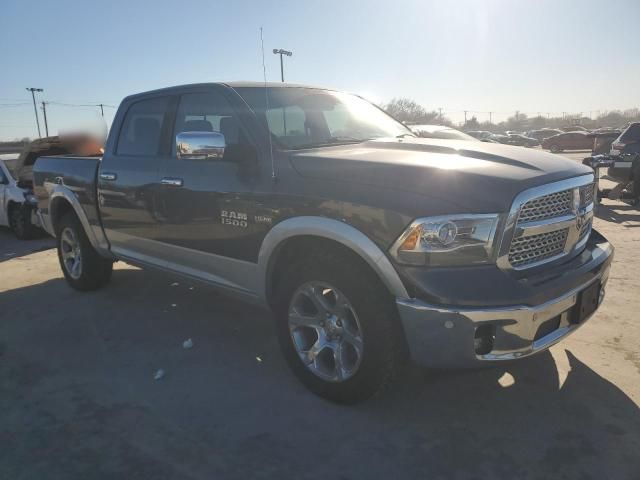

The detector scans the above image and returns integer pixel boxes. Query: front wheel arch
[258,216,410,306]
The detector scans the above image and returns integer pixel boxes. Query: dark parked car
[33,82,613,404]
[542,131,594,153]
[610,122,640,155]
[587,130,621,155]
[560,125,588,132]
[495,133,540,147]
[466,130,493,140]
[527,129,563,142]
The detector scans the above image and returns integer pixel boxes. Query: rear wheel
[274,249,405,404]
[9,203,38,240]
[56,212,113,291]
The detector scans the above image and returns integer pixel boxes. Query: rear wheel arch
[50,197,75,233]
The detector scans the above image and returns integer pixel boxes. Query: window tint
[0,166,7,184]
[174,92,245,147]
[266,106,306,139]
[117,96,169,156]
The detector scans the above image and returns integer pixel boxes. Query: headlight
[390,214,501,266]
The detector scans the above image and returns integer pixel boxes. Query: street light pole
[26,87,43,138]
[272,48,293,82]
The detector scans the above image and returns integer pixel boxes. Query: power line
[48,101,117,108]
[0,103,31,107]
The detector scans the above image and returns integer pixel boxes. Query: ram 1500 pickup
[33,82,614,403]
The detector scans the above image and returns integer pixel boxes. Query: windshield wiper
[396,133,417,138]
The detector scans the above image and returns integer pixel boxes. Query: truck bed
[33,155,103,236]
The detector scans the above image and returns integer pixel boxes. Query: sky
[1,0,639,140]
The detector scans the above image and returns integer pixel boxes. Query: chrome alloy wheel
[60,227,82,279]
[288,282,364,382]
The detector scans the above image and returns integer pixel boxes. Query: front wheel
[56,212,113,291]
[550,144,562,153]
[274,250,405,404]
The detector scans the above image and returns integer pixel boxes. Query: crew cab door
[97,95,174,265]
[154,88,264,293]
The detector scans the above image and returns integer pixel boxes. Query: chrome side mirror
[176,131,226,160]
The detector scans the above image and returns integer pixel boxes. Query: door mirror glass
[176,131,226,160]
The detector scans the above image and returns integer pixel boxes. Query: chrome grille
[578,217,592,243]
[518,189,573,223]
[579,183,595,206]
[502,178,596,270]
[508,228,569,267]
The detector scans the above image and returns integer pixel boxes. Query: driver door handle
[100,172,117,181]
[161,177,184,187]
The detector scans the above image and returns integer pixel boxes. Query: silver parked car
[0,154,41,239]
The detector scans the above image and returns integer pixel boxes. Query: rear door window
[117,96,169,156]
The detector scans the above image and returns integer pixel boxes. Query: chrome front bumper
[396,241,613,368]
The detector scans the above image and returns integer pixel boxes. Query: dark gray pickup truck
[33,82,613,403]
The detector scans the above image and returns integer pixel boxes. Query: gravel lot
[1,151,639,479]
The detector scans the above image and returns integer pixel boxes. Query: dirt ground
[1,152,639,479]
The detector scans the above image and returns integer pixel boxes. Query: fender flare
[45,184,111,256]
[257,216,409,302]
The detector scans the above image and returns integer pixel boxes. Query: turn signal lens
[399,226,421,251]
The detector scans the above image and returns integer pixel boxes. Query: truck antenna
[261,27,277,181]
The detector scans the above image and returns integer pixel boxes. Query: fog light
[474,324,495,355]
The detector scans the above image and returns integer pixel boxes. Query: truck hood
[289,138,592,212]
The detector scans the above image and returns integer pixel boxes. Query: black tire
[55,212,113,291]
[9,203,38,240]
[274,249,405,404]
[550,145,562,153]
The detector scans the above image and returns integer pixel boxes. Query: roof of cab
[123,81,329,103]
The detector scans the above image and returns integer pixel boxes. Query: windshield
[234,87,413,149]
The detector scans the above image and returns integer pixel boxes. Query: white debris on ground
[182,338,193,349]
[170,282,179,287]
[154,369,165,380]
[256,356,262,363]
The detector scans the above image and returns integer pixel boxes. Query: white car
[0,154,42,239]
[410,125,480,141]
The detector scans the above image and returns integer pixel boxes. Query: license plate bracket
[572,281,601,324]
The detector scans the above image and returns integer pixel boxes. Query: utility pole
[489,112,492,124]
[438,107,442,123]
[98,103,104,117]
[272,48,293,82]
[41,101,49,137]
[26,87,43,138]
[464,110,468,124]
